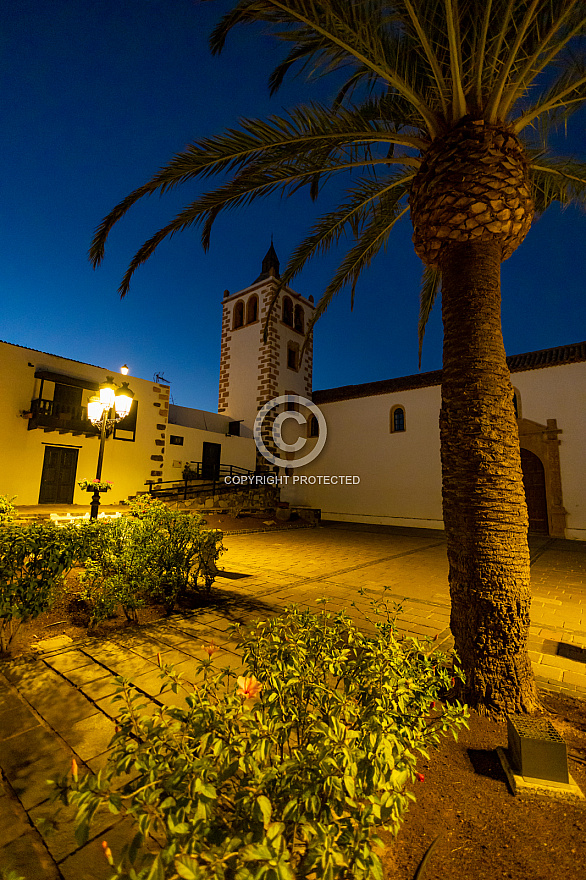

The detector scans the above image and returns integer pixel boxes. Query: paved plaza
[1,522,585,878]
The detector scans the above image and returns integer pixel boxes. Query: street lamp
[87,377,135,519]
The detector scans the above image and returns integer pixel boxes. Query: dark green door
[201,442,221,480]
[39,446,79,503]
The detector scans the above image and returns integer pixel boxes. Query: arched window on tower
[294,304,304,333]
[246,295,258,324]
[283,296,293,327]
[390,405,406,433]
[233,301,244,329]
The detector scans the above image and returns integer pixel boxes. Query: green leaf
[175,854,202,880]
[146,853,165,880]
[343,775,355,798]
[257,795,272,826]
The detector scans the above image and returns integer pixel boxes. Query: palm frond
[498,0,586,120]
[261,168,412,340]
[418,265,441,366]
[209,0,442,134]
[89,101,423,267]
[485,0,542,123]
[300,198,410,358]
[529,154,586,213]
[514,60,586,133]
[198,153,418,249]
[445,0,467,120]
[115,200,206,298]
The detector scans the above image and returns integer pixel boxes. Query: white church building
[1,244,584,541]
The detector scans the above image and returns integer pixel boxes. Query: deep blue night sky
[3,0,585,412]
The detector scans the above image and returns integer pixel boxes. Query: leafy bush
[76,501,224,624]
[0,523,77,652]
[50,591,469,879]
[0,494,16,524]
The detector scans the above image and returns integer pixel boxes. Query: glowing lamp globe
[87,396,104,425]
[114,382,134,418]
[99,378,117,409]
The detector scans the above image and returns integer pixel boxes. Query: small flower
[202,641,220,658]
[101,840,113,864]
[71,758,78,781]
[237,676,263,700]
[416,772,425,783]
[157,652,162,667]
[430,701,436,709]
[451,676,455,687]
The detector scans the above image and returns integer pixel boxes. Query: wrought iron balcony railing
[27,398,99,436]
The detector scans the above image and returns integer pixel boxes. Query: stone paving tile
[45,649,96,674]
[0,696,41,740]
[0,823,61,879]
[58,816,149,880]
[79,675,121,701]
[0,788,31,848]
[29,798,120,863]
[64,713,117,762]
[145,625,201,647]
[6,749,72,811]
[94,690,156,722]
[59,661,113,687]
[39,688,100,733]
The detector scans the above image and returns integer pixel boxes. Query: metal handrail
[145,463,256,500]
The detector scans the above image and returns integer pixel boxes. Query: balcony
[27,398,99,437]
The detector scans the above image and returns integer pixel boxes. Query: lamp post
[87,377,134,520]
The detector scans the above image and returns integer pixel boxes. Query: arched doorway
[520,448,548,535]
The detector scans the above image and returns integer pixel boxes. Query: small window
[246,295,258,324]
[285,399,297,412]
[170,435,184,446]
[309,415,319,437]
[390,405,406,433]
[287,343,299,371]
[228,420,241,436]
[283,296,293,327]
[512,388,521,419]
[233,301,244,329]
[294,304,304,333]
[113,399,138,442]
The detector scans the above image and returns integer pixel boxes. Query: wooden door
[520,448,548,535]
[201,442,221,480]
[39,446,79,503]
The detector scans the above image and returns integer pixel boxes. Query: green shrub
[68,518,119,565]
[75,502,224,623]
[0,523,77,652]
[0,494,16,524]
[50,591,469,879]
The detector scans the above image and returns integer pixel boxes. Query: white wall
[163,426,256,482]
[282,385,444,529]
[281,361,586,539]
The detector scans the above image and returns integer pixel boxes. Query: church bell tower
[218,244,314,438]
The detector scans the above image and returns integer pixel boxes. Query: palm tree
[90,0,586,715]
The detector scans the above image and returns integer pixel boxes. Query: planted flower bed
[0,495,224,653]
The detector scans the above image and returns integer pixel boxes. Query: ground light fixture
[87,376,135,519]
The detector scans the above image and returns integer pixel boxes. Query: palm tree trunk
[439,239,539,715]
